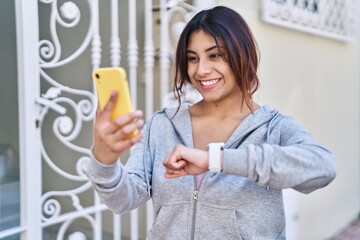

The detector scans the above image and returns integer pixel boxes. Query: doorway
[0,0,21,239]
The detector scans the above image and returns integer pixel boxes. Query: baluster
[128,0,139,239]
[113,213,121,240]
[110,1,121,237]
[128,0,139,110]
[110,0,121,67]
[91,0,101,70]
[90,1,102,240]
[144,0,155,233]
[159,0,170,108]
[144,0,155,119]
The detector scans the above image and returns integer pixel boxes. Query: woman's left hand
[163,145,208,178]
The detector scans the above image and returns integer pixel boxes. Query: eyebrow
[186,45,220,54]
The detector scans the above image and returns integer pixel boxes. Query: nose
[196,59,211,76]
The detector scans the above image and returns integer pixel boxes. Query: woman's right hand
[92,91,144,165]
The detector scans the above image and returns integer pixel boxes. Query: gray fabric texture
[86,104,336,240]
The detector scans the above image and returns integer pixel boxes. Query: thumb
[98,90,118,122]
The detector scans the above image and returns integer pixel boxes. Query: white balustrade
[262,0,357,42]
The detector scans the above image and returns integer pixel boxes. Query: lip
[197,78,221,90]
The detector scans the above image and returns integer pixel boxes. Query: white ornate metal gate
[0,0,202,239]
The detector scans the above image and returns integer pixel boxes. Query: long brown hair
[173,6,260,109]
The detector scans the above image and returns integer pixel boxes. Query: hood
[164,104,278,149]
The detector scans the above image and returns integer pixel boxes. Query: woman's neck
[190,97,259,120]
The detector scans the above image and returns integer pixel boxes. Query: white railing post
[144,0,155,119]
[110,1,122,239]
[91,0,102,70]
[110,0,121,67]
[90,1,102,239]
[15,0,42,239]
[128,0,139,110]
[159,0,170,108]
[144,0,155,233]
[128,1,139,239]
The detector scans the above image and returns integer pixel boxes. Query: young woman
[87,6,336,239]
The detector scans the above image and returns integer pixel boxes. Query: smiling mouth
[199,78,221,86]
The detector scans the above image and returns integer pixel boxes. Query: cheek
[187,66,195,79]
[188,77,196,86]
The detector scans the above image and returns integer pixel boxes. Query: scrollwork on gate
[37,0,97,238]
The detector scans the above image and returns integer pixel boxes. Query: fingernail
[132,110,143,117]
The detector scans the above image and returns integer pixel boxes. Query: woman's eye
[187,56,198,62]
[209,53,221,60]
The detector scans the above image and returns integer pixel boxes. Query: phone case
[93,67,138,138]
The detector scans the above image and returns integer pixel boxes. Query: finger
[113,110,143,127]
[163,145,186,170]
[163,157,187,172]
[129,130,145,144]
[164,169,187,179]
[108,110,143,133]
[94,111,143,145]
[98,108,141,131]
[171,159,187,170]
[104,110,143,136]
[164,172,179,179]
[110,130,144,153]
[112,119,144,141]
[96,103,101,119]
[98,91,118,122]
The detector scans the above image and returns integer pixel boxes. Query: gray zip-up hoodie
[86,105,336,240]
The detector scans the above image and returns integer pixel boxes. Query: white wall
[217,0,360,239]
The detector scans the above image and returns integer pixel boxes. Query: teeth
[200,78,220,86]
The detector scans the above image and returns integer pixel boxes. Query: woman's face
[186,30,241,104]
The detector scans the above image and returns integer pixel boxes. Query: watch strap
[208,142,224,172]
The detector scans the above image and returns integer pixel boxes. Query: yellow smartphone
[93,67,138,138]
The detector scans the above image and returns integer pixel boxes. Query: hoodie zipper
[191,189,199,240]
[165,108,277,238]
[168,112,201,239]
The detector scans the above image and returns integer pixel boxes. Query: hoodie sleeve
[222,116,336,194]
[85,123,152,214]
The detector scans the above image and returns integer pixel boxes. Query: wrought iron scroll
[36,0,202,239]
[37,0,99,239]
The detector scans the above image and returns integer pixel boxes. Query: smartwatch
[208,142,224,172]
